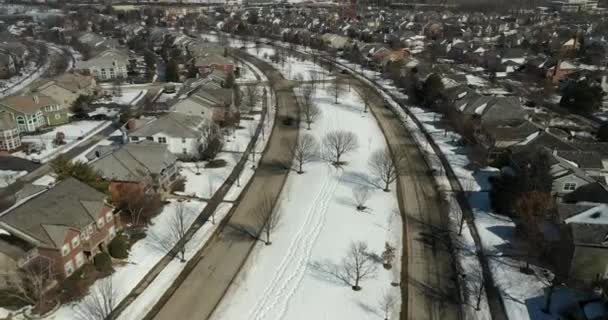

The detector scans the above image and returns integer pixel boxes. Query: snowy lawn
[40,200,206,320]
[96,88,147,106]
[115,203,234,320]
[0,170,27,187]
[13,121,111,163]
[212,75,402,320]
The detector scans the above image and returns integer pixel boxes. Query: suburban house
[0,178,120,280]
[0,112,21,152]
[31,73,98,109]
[89,142,179,201]
[553,203,608,283]
[75,49,129,81]
[0,94,68,132]
[0,52,15,79]
[171,81,235,125]
[125,112,207,157]
[191,53,234,76]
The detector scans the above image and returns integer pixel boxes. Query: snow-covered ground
[0,170,27,187]
[212,56,402,320]
[96,88,147,106]
[13,121,111,163]
[45,200,206,320]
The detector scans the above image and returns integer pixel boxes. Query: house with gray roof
[126,112,206,157]
[551,204,608,283]
[0,178,119,280]
[89,142,179,199]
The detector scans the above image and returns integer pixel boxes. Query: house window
[158,137,167,143]
[75,252,85,268]
[97,217,105,228]
[61,244,70,257]
[146,137,153,141]
[64,260,74,276]
[182,148,187,154]
[16,116,24,124]
[563,183,577,191]
[109,226,116,238]
[182,138,186,143]
[131,136,139,142]
[105,212,113,223]
[71,236,80,249]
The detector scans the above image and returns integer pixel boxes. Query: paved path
[144,53,299,320]
[351,79,461,320]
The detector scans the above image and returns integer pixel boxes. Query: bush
[109,235,129,259]
[93,252,112,274]
[205,159,227,168]
[199,135,223,161]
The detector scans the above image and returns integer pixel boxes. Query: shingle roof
[0,94,58,114]
[91,142,177,182]
[130,112,204,139]
[0,112,16,131]
[0,178,108,248]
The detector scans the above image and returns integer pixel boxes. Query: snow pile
[0,170,27,187]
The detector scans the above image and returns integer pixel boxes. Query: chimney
[126,118,137,131]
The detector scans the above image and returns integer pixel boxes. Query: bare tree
[328,77,344,104]
[381,242,396,269]
[379,291,397,320]
[360,87,374,113]
[308,70,321,93]
[150,202,191,262]
[368,147,401,192]
[322,130,358,165]
[254,195,279,245]
[293,133,319,174]
[245,85,260,112]
[5,259,55,314]
[353,185,371,211]
[74,277,116,320]
[458,179,476,235]
[119,191,162,228]
[343,241,377,291]
[299,85,321,130]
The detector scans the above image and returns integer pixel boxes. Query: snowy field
[13,121,111,163]
[212,56,402,320]
[0,170,27,187]
[96,88,147,106]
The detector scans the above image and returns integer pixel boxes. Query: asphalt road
[353,79,461,320]
[146,54,300,320]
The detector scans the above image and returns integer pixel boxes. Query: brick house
[0,178,120,280]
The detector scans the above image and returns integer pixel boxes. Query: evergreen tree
[166,58,180,82]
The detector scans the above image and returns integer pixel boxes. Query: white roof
[565,205,608,225]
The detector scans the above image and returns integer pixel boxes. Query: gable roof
[91,142,177,182]
[130,112,204,139]
[0,94,58,114]
[0,178,109,249]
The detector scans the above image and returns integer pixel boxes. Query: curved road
[144,53,300,320]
